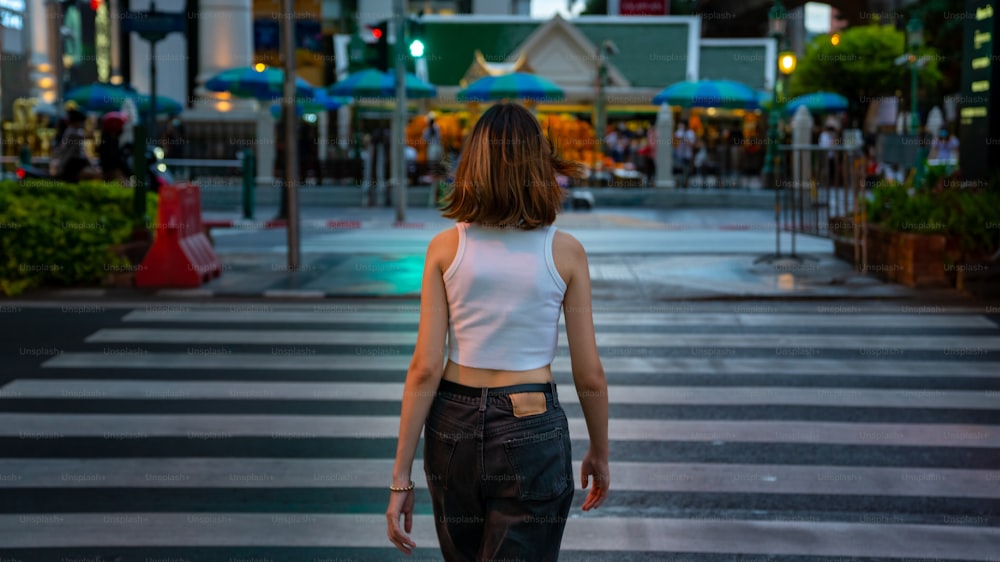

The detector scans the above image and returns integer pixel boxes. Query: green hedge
[866,175,1000,255]
[0,180,157,296]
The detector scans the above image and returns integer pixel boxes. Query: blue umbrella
[65,83,142,112]
[269,91,349,118]
[329,69,436,99]
[205,66,316,100]
[652,80,760,110]
[138,94,183,116]
[457,72,563,101]
[784,91,849,115]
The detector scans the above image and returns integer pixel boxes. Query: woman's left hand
[386,488,416,554]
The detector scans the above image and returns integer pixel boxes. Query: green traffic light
[409,39,425,58]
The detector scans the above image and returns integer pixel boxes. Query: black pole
[133,123,148,223]
[148,1,159,145]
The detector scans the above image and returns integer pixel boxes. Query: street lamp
[906,17,923,134]
[762,0,787,188]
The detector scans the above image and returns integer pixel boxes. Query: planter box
[892,231,948,288]
[828,218,949,288]
[829,216,861,264]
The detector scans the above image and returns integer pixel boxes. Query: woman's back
[437,223,582,388]
[387,103,609,560]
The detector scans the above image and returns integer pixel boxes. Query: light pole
[592,40,616,185]
[906,17,922,134]
[762,0,786,190]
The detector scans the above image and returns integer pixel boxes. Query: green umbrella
[329,69,436,99]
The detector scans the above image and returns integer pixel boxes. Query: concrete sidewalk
[174,208,927,300]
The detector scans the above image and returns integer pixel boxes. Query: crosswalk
[1,301,998,561]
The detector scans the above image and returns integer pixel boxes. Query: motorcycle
[16,144,173,192]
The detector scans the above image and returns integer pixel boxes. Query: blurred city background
[1,0,999,560]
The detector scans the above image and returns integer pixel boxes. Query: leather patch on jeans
[509,392,547,417]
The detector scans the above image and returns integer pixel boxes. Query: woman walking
[386,102,610,561]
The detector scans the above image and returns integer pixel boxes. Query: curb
[21,287,965,303]
[202,219,429,231]
[200,219,808,232]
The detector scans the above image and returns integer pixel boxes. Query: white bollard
[655,103,675,188]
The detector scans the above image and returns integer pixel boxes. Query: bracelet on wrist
[389,481,414,492]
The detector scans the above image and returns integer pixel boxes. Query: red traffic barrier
[136,183,221,288]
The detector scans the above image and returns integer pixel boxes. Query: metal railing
[163,158,244,184]
[775,143,869,268]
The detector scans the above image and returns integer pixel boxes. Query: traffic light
[367,20,389,71]
[407,14,425,59]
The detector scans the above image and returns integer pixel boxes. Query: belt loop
[479,387,488,412]
[549,381,559,409]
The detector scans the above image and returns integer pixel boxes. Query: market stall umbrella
[137,94,184,116]
[784,91,849,115]
[329,68,436,99]
[65,83,142,112]
[269,91,350,119]
[652,80,760,110]
[457,72,564,101]
[204,65,317,100]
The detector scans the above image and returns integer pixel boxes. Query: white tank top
[443,221,567,371]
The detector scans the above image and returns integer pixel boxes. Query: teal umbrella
[329,69,436,99]
[269,91,350,118]
[137,94,183,116]
[784,91,849,115]
[456,72,563,101]
[652,80,760,110]
[65,83,141,112]
[205,66,316,100]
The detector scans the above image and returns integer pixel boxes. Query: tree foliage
[902,0,965,95]
[787,24,943,123]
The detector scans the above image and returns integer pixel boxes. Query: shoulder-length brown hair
[439,102,585,230]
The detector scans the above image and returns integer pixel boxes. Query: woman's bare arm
[560,233,609,509]
[391,232,451,486]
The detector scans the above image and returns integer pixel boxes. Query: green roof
[423,20,760,92]
[699,45,768,91]
[575,23,690,88]
[424,22,540,86]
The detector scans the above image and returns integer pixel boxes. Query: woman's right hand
[579,446,609,511]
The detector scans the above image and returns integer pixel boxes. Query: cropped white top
[443,221,567,371]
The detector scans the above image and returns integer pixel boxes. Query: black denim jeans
[423,379,575,562]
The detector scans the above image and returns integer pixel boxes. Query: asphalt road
[0,298,998,561]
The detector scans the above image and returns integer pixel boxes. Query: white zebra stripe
[1,457,996,499]
[2,414,996,447]
[41,352,1000,378]
[82,328,1000,350]
[120,309,999,329]
[2,379,996,410]
[1,513,998,559]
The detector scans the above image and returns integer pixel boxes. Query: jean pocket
[504,427,571,501]
[423,425,459,491]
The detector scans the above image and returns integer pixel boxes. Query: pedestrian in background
[424,113,444,185]
[674,120,696,188]
[386,102,610,562]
